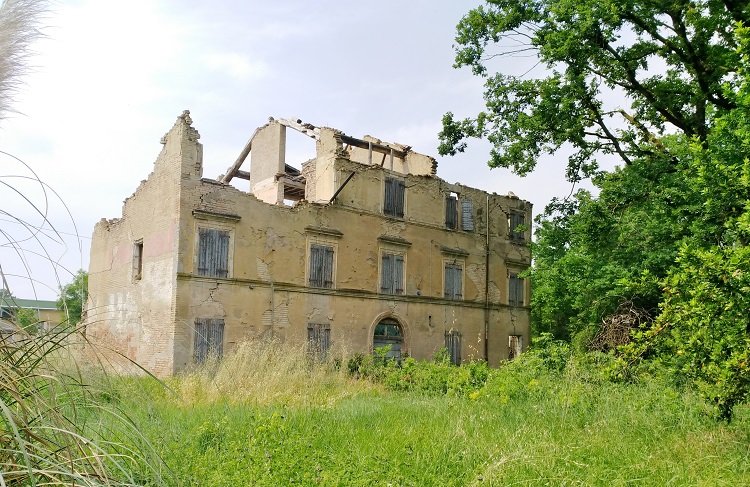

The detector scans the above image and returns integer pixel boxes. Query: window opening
[307,323,331,360]
[194,318,225,363]
[461,200,474,231]
[445,192,458,229]
[309,244,334,288]
[509,335,523,360]
[132,239,143,281]
[509,212,525,242]
[509,272,524,306]
[380,253,404,295]
[384,177,405,217]
[373,319,403,360]
[197,228,230,278]
[445,330,462,365]
[444,263,463,300]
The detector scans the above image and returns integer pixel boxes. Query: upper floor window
[197,228,230,278]
[380,252,405,295]
[509,211,525,242]
[132,239,143,281]
[461,200,474,231]
[444,263,463,300]
[309,244,334,288]
[509,272,525,306]
[445,193,458,229]
[384,177,405,218]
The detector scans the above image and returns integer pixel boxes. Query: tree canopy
[440,0,749,181]
[444,1,750,419]
[57,269,87,325]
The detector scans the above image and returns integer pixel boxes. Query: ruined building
[85,111,531,376]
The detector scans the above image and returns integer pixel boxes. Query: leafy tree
[56,269,87,325]
[443,1,750,418]
[439,0,748,181]
[13,306,38,333]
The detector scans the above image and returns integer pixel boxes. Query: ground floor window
[194,318,225,363]
[307,323,331,360]
[373,319,403,360]
[444,330,462,365]
[508,335,523,360]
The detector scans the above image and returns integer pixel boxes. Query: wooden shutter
[395,180,405,217]
[381,254,393,293]
[445,331,462,365]
[384,177,395,216]
[310,245,333,288]
[323,246,334,288]
[194,318,224,363]
[445,195,458,229]
[510,212,525,242]
[509,273,524,306]
[197,229,230,277]
[394,255,404,294]
[461,200,474,231]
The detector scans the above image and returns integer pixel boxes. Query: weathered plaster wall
[87,112,532,376]
[86,111,201,375]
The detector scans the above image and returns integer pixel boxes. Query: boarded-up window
[197,229,230,278]
[309,244,334,288]
[444,264,463,300]
[445,194,458,229]
[194,318,225,363]
[307,323,331,360]
[384,177,405,217]
[509,272,524,306]
[509,335,523,360]
[132,240,143,280]
[509,212,525,242]
[445,330,462,365]
[380,253,404,295]
[461,200,474,231]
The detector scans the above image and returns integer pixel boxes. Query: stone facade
[86,111,532,376]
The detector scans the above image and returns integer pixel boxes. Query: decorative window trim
[440,246,469,257]
[192,209,241,223]
[443,258,464,300]
[383,176,406,218]
[306,237,337,289]
[304,226,343,239]
[379,250,406,295]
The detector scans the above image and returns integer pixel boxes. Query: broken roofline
[219,117,421,184]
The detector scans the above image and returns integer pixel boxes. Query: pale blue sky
[2,1,581,299]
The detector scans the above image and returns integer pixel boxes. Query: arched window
[373,319,403,360]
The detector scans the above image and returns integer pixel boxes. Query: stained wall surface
[86,114,532,376]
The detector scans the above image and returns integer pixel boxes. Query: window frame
[379,251,405,295]
[443,260,464,300]
[509,334,523,360]
[193,318,225,363]
[132,239,143,281]
[307,323,331,360]
[195,225,233,278]
[508,271,525,306]
[509,211,526,243]
[383,176,406,218]
[307,239,337,289]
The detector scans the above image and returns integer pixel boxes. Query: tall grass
[0,327,168,485]
[105,339,749,486]
[176,338,380,407]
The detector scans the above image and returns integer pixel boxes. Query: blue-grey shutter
[384,178,394,215]
[194,318,208,363]
[446,195,458,229]
[445,331,462,365]
[461,200,474,231]
[510,212,525,241]
[323,247,334,288]
[454,266,462,299]
[394,255,404,294]
[381,254,393,293]
[216,232,229,278]
[509,273,524,306]
[309,245,323,287]
[209,319,224,358]
[395,180,405,217]
[197,230,210,275]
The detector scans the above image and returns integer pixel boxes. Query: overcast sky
[2,0,583,300]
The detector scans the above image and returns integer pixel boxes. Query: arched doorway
[373,318,404,360]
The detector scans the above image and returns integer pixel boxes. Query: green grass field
[101,341,750,486]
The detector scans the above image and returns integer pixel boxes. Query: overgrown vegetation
[442,0,750,419]
[99,339,749,485]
